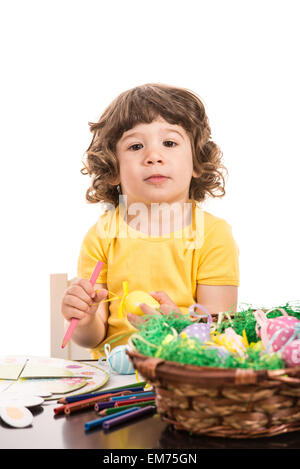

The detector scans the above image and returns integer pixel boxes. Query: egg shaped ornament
[124,290,160,316]
[282,339,300,367]
[98,344,135,374]
[254,309,300,352]
[266,316,299,352]
[181,303,213,343]
[205,345,231,362]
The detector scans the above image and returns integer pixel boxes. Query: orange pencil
[114,396,157,407]
[61,261,104,349]
[53,391,132,415]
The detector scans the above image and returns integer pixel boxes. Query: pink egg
[282,339,300,367]
[266,316,299,352]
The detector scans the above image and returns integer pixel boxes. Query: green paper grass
[217,301,300,344]
[132,308,291,370]
[132,312,192,357]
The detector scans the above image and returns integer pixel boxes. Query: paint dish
[0,405,33,428]
[0,392,44,408]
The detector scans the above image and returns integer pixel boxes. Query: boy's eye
[128,141,177,151]
[164,140,177,147]
[128,143,143,151]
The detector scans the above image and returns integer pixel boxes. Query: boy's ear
[192,168,201,178]
[110,178,121,187]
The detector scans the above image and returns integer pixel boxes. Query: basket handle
[133,356,165,380]
[267,369,300,385]
[234,368,257,385]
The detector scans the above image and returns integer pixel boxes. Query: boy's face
[115,117,198,207]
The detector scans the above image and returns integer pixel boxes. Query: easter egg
[98,344,135,374]
[265,316,299,352]
[214,328,247,357]
[282,339,300,367]
[181,323,211,343]
[124,290,160,316]
[206,345,230,360]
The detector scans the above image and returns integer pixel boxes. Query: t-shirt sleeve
[196,219,240,286]
[77,223,108,284]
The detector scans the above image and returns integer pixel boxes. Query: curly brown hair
[81,83,228,207]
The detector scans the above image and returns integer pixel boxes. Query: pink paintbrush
[61,261,104,349]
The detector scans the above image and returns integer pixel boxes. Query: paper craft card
[19,356,99,379]
[7,377,88,397]
[0,356,109,400]
[20,363,75,378]
[0,380,13,393]
[0,356,27,380]
[45,362,109,399]
[20,356,77,378]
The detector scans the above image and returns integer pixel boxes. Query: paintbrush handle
[61,261,104,349]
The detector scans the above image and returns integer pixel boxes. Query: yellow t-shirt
[77,200,240,358]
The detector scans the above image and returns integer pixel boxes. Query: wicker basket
[127,347,300,439]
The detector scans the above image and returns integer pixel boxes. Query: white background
[0,0,299,356]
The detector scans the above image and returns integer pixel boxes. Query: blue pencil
[110,392,155,401]
[84,406,140,431]
[60,386,145,404]
[102,406,156,430]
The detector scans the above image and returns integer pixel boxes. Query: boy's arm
[196,284,238,315]
[70,282,109,349]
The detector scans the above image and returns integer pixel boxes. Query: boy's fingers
[94,289,108,303]
[64,294,91,312]
[158,304,175,314]
[127,313,145,328]
[77,278,96,297]
[139,303,157,315]
[158,304,182,317]
[63,305,86,321]
[67,284,92,305]
[150,291,174,306]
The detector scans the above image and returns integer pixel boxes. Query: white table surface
[82,360,147,391]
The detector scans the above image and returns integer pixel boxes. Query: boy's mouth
[145,174,169,183]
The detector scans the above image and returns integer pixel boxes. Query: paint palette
[0,356,110,401]
[0,356,110,429]
[0,356,27,380]
[0,392,44,408]
[8,377,88,398]
[0,406,33,428]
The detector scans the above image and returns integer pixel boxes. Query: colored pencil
[63,391,133,415]
[102,405,156,430]
[114,396,156,407]
[57,386,145,404]
[61,260,104,349]
[110,391,155,401]
[53,390,132,415]
[94,395,155,412]
[98,400,156,416]
[84,407,140,432]
[94,401,116,412]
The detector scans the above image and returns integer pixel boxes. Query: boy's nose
[144,148,164,164]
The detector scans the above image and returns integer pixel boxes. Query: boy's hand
[127,291,182,329]
[61,278,108,327]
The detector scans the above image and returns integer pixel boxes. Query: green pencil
[57,381,149,404]
[105,381,148,392]
[98,400,156,416]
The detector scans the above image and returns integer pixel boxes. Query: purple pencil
[102,405,156,430]
[94,401,115,411]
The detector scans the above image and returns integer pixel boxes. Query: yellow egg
[124,290,160,316]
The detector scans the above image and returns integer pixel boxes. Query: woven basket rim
[127,345,300,385]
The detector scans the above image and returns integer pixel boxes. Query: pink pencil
[61,261,104,349]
